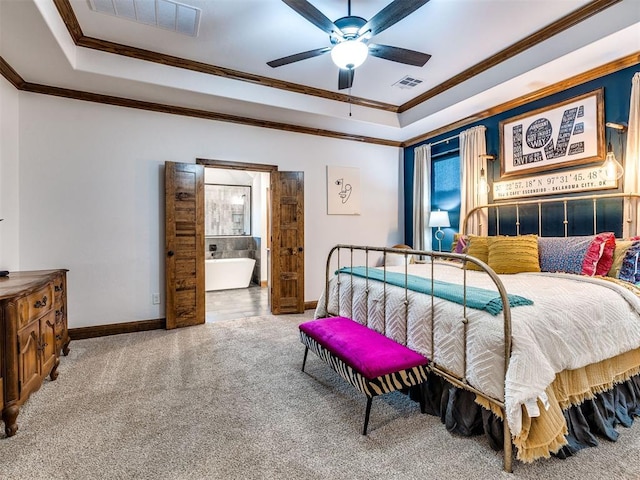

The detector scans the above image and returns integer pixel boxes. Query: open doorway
[202,165,271,322]
[165,159,304,329]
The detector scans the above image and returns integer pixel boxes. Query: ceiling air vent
[392,76,424,90]
[88,0,201,37]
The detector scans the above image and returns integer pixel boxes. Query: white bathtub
[205,258,256,291]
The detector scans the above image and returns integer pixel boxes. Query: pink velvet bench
[299,316,430,434]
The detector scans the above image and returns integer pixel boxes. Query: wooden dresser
[0,270,69,437]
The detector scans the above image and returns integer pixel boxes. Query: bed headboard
[462,192,640,238]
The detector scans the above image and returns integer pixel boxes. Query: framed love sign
[499,89,605,178]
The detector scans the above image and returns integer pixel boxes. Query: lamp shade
[428,210,450,228]
[330,40,368,70]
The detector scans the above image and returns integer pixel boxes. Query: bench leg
[419,383,426,414]
[362,397,373,435]
[302,346,309,372]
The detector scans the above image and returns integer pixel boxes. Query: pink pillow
[581,232,615,276]
[454,235,467,254]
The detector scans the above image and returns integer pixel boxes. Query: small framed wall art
[327,166,360,215]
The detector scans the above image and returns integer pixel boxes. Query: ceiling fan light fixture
[330,39,368,70]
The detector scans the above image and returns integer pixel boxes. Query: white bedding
[315,261,640,436]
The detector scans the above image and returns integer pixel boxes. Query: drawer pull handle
[56,334,62,340]
[34,296,48,308]
[54,284,63,292]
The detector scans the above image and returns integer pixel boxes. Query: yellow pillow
[608,240,635,278]
[487,235,541,274]
[465,235,489,271]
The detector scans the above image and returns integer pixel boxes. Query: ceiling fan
[267,0,432,90]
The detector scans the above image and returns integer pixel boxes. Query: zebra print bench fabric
[299,316,429,434]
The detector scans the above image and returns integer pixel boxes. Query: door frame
[196,158,279,308]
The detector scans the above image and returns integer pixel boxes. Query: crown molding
[0,57,25,89]
[401,51,640,147]
[398,0,622,113]
[0,59,401,147]
[52,0,623,117]
[51,0,398,113]
[2,51,637,149]
[3,48,637,150]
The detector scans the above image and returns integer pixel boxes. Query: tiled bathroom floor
[205,284,269,322]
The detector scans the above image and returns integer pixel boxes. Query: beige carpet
[1,311,639,479]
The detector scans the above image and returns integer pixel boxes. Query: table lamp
[428,210,450,252]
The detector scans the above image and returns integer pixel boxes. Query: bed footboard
[318,244,514,472]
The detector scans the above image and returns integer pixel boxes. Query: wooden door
[165,162,205,329]
[270,171,304,314]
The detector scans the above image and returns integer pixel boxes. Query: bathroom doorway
[165,160,304,328]
[202,164,270,320]
[196,159,305,317]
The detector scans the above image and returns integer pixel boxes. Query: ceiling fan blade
[368,44,431,67]
[282,0,343,38]
[267,47,331,68]
[358,0,430,39]
[338,68,354,90]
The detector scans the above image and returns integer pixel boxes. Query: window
[430,152,461,251]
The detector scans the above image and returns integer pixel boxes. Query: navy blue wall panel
[403,64,639,243]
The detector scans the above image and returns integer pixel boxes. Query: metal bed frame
[322,192,640,473]
[463,192,640,237]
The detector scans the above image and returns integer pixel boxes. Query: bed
[314,192,640,472]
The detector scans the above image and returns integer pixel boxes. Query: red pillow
[581,232,616,276]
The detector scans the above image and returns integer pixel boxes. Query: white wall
[0,76,20,271]
[16,92,403,328]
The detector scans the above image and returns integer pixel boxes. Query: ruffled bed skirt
[411,372,640,460]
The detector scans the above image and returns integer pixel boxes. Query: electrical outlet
[152,293,160,305]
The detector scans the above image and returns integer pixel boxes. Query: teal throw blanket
[337,266,533,316]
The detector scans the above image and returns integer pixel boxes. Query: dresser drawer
[53,275,65,304]
[17,283,54,329]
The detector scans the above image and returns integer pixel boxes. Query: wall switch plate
[152,293,161,305]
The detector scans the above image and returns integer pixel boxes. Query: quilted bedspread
[315,261,640,437]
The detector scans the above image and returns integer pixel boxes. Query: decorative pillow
[538,236,595,275]
[453,234,467,254]
[381,245,414,267]
[608,240,637,278]
[581,232,615,277]
[464,235,489,271]
[618,241,640,284]
[384,253,410,267]
[487,235,541,274]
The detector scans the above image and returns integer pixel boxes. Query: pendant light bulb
[602,142,624,181]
